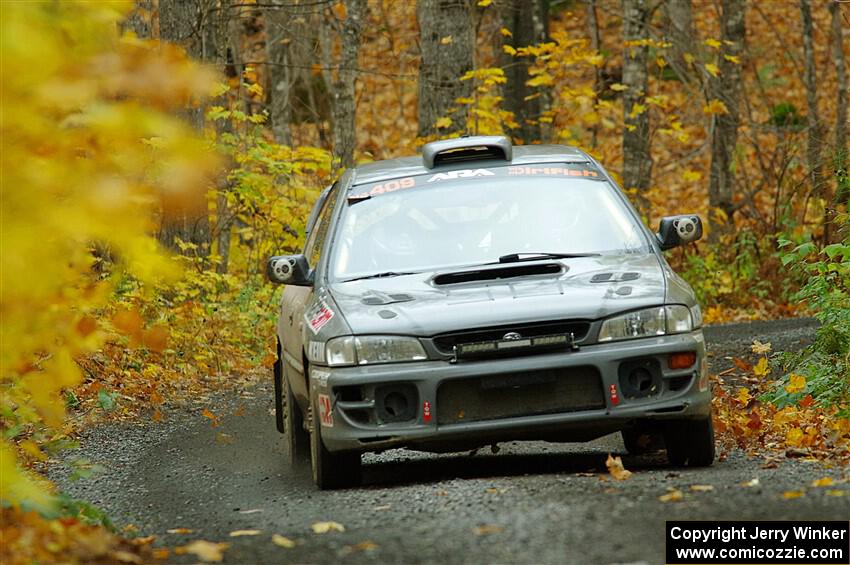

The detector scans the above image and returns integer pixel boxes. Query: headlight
[325,336,427,366]
[598,305,693,342]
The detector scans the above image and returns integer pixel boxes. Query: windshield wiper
[497,252,601,263]
[342,271,419,283]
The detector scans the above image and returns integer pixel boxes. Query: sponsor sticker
[307,301,334,334]
[307,341,325,363]
[423,400,432,423]
[310,367,330,387]
[318,393,333,427]
[609,383,620,406]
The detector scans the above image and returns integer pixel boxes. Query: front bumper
[310,330,710,453]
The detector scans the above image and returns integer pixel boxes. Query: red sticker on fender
[308,302,334,334]
[318,393,333,427]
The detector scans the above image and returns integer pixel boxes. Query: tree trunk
[800,0,822,200]
[331,0,367,169]
[832,1,848,176]
[587,0,602,148]
[123,0,153,38]
[266,2,295,145]
[621,0,653,213]
[417,0,475,137]
[707,0,745,241]
[663,0,693,82]
[158,0,211,253]
[501,0,548,144]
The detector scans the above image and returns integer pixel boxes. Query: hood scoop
[361,291,414,305]
[591,272,641,283]
[433,263,563,286]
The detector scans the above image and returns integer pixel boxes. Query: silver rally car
[268,136,713,489]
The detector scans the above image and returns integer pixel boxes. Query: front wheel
[664,417,715,467]
[309,394,362,489]
[282,369,310,465]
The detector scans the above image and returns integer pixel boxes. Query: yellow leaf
[434,117,453,129]
[751,340,772,355]
[785,374,806,394]
[786,427,804,447]
[272,534,296,548]
[229,530,261,537]
[440,35,453,45]
[684,53,695,64]
[702,99,729,115]
[736,387,751,405]
[705,63,720,77]
[825,490,846,497]
[502,45,517,56]
[656,56,667,68]
[605,454,632,481]
[782,490,804,499]
[311,521,345,534]
[609,83,628,92]
[689,484,715,492]
[477,0,492,6]
[331,2,347,20]
[246,83,264,97]
[683,170,702,182]
[628,103,647,118]
[811,477,834,488]
[704,38,722,49]
[659,489,684,502]
[753,357,770,377]
[472,524,504,536]
[723,54,741,64]
[499,27,513,38]
[167,528,195,534]
[177,540,229,562]
[740,478,760,487]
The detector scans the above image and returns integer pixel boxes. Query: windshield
[331,172,649,281]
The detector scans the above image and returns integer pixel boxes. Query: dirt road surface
[54,318,849,564]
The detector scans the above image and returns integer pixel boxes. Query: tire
[309,393,361,489]
[664,417,715,467]
[278,359,310,465]
[621,425,663,456]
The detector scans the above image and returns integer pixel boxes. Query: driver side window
[303,182,340,267]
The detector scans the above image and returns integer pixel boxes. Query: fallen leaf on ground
[311,521,345,534]
[167,528,195,534]
[215,432,234,445]
[732,357,751,372]
[751,340,771,355]
[472,524,504,536]
[689,484,714,492]
[229,530,261,537]
[238,509,263,514]
[485,487,507,494]
[176,540,229,562]
[271,534,296,548]
[782,490,805,499]
[740,478,760,487]
[202,409,220,428]
[346,540,378,552]
[373,504,391,511]
[825,490,846,497]
[811,477,834,487]
[605,454,632,481]
[659,489,684,502]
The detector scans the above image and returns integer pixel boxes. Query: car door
[280,182,340,404]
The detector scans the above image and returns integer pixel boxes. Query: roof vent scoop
[422,136,513,169]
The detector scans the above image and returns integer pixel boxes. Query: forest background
[1,0,848,561]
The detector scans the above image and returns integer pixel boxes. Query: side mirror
[267,255,313,286]
[657,215,703,250]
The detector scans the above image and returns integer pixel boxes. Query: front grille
[433,320,591,355]
[436,367,604,425]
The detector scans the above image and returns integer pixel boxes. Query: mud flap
[274,354,285,434]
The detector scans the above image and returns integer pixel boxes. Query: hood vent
[433,263,562,286]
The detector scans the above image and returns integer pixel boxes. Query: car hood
[328,254,666,336]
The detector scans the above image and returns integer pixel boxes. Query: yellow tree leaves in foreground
[0,1,217,510]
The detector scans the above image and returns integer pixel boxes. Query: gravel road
[53,317,849,565]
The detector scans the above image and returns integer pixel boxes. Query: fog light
[668,351,696,370]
